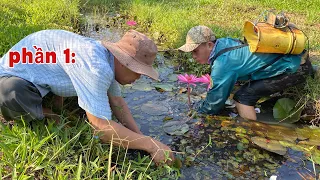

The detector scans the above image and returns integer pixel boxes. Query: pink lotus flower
[126,20,137,26]
[197,74,211,90]
[177,74,198,86]
[177,74,198,109]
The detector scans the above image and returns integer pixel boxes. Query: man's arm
[86,112,174,165]
[199,67,238,114]
[108,94,142,134]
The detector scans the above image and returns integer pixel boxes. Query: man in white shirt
[0,29,174,165]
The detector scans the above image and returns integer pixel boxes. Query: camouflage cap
[178,25,216,52]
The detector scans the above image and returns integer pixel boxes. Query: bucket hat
[103,30,159,80]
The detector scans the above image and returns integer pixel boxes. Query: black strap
[211,44,248,61]
[210,39,283,80]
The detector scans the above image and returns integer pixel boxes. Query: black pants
[233,59,313,106]
[0,76,44,121]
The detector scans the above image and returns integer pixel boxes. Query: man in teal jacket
[178,25,312,120]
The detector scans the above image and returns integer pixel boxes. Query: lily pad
[273,98,303,123]
[168,74,178,82]
[295,128,320,146]
[153,83,175,92]
[251,136,287,155]
[131,82,154,91]
[141,102,169,116]
[163,121,189,136]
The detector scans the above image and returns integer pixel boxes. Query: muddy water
[81,14,320,179]
[121,62,319,180]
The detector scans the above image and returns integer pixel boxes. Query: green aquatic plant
[273,98,305,123]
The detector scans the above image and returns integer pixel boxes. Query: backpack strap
[210,39,248,67]
[210,39,283,81]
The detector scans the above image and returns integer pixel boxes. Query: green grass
[0,0,80,56]
[119,0,320,53]
[0,117,180,179]
[118,0,320,52]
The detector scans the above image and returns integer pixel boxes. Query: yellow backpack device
[243,10,307,55]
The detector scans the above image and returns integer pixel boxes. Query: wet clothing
[199,37,311,114]
[0,30,121,121]
[233,61,311,106]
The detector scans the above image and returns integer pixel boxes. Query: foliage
[120,0,320,52]
[168,51,211,76]
[285,74,320,125]
[273,98,304,123]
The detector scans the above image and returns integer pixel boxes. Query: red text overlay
[9,46,76,68]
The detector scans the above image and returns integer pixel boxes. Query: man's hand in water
[148,139,175,166]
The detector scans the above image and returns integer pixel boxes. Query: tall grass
[119,0,320,52]
[0,118,179,179]
[0,0,80,56]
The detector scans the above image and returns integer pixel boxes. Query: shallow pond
[81,13,320,180]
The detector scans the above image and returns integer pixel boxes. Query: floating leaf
[241,138,249,144]
[172,157,182,169]
[311,149,320,165]
[237,142,244,151]
[153,83,175,92]
[168,74,178,82]
[163,121,189,136]
[163,116,173,122]
[132,82,154,91]
[178,88,187,94]
[234,127,247,134]
[273,98,303,123]
[180,139,188,145]
[141,102,169,116]
[251,136,287,155]
[185,146,194,154]
[221,121,234,127]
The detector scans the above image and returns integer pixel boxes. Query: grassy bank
[120,0,320,53]
[0,0,80,56]
[0,117,179,179]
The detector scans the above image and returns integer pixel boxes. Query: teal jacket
[198,37,303,114]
